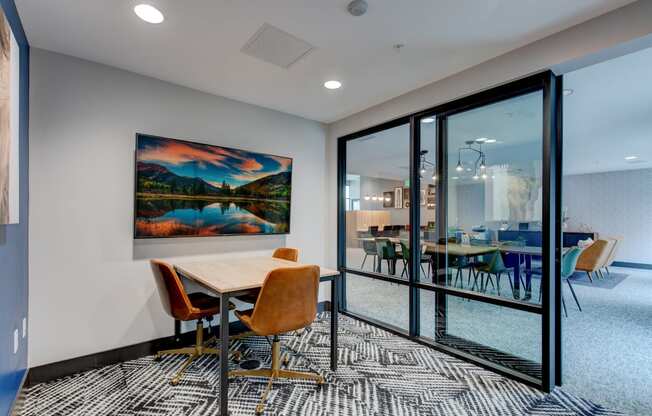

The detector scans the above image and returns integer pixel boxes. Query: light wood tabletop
[355,236,497,257]
[176,256,339,294]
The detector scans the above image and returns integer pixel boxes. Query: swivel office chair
[229,265,324,414]
[150,260,236,385]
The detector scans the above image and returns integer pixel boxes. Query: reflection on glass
[344,124,411,277]
[343,124,411,331]
[445,295,542,376]
[420,290,541,377]
[445,91,544,304]
[419,117,439,284]
[346,273,409,331]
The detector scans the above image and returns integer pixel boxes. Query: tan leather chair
[236,247,299,305]
[229,265,324,415]
[602,236,622,275]
[575,239,613,282]
[150,260,236,385]
[271,247,299,262]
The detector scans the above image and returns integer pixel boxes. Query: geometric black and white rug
[21,313,622,416]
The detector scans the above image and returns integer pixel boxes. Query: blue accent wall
[0,0,28,414]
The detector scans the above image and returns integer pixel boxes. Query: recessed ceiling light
[625,155,638,160]
[475,137,488,143]
[452,176,459,180]
[324,80,342,90]
[563,89,574,96]
[134,4,164,24]
[421,118,435,123]
[485,138,496,143]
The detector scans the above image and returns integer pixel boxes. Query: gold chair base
[155,321,244,385]
[228,336,323,415]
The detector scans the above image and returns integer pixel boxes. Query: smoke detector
[347,0,368,16]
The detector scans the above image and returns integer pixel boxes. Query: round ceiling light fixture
[134,4,164,24]
[347,0,368,16]
[324,80,342,90]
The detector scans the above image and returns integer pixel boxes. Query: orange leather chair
[236,247,299,305]
[229,265,324,415]
[575,239,613,282]
[602,236,622,275]
[150,260,235,385]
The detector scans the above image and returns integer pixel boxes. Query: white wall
[325,1,652,267]
[28,49,328,367]
[563,169,652,264]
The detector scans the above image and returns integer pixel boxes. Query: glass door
[418,90,546,382]
[338,72,561,390]
[340,121,412,332]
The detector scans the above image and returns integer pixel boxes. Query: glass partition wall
[343,123,411,331]
[338,72,561,390]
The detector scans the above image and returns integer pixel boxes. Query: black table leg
[220,293,230,415]
[513,258,521,299]
[524,255,532,300]
[330,277,338,371]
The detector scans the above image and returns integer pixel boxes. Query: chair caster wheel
[153,356,162,362]
[169,380,179,386]
[255,404,264,415]
[283,357,289,366]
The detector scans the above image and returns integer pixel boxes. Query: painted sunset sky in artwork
[135,135,292,238]
[137,135,292,188]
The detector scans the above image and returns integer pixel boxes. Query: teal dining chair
[561,246,583,317]
[536,246,583,317]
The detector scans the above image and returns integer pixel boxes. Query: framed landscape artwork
[0,7,19,225]
[134,134,292,238]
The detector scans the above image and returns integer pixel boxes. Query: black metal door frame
[337,71,562,391]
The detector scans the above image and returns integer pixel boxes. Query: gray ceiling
[16,0,634,123]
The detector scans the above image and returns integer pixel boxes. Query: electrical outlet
[22,317,27,338]
[13,329,19,354]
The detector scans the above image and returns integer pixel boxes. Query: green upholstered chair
[399,241,432,280]
[474,250,513,295]
[375,238,399,275]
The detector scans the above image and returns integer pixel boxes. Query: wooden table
[175,256,340,416]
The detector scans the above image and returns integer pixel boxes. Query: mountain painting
[134,134,292,238]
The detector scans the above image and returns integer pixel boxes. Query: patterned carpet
[21,313,622,416]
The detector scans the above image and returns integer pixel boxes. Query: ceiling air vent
[241,23,314,69]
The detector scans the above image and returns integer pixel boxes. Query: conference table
[357,237,545,299]
[175,256,340,416]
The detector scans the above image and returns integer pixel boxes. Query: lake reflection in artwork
[135,198,289,237]
[134,134,292,238]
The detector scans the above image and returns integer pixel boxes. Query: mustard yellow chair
[601,236,622,275]
[229,265,324,414]
[575,239,613,282]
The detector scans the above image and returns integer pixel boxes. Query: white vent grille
[241,23,314,69]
